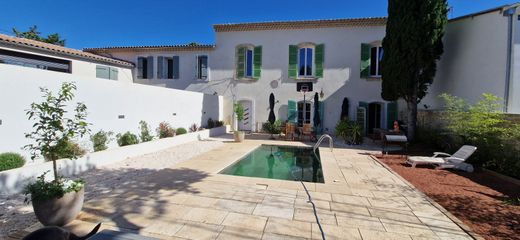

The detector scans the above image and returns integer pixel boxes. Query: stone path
[4,135,472,239]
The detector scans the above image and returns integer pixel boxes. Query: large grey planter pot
[234,131,245,142]
[32,187,84,226]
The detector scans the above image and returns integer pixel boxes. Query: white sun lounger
[406,145,477,172]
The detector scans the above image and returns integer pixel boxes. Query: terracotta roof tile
[213,17,387,32]
[84,44,215,53]
[0,33,133,67]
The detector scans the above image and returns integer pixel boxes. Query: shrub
[156,122,175,138]
[116,132,139,146]
[263,120,282,134]
[207,118,215,129]
[440,93,520,178]
[0,152,26,171]
[335,119,363,145]
[189,124,199,132]
[215,120,224,127]
[90,130,113,152]
[176,127,187,135]
[139,120,154,142]
[57,141,87,159]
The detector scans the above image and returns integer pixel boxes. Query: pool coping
[369,155,484,240]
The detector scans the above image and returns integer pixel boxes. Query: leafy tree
[381,0,448,140]
[12,25,66,46]
[24,82,90,180]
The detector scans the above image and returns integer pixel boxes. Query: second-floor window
[137,56,153,79]
[370,46,383,77]
[360,43,383,78]
[96,65,118,80]
[236,45,262,79]
[298,47,313,77]
[157,56,179,79]
[196,55,208,80]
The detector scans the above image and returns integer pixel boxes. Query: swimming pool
[219,145,324,183]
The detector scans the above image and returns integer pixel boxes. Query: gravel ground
[376,154,520,240]
[0,138,225,237]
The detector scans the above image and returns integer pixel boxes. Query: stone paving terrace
[17,135,472,239]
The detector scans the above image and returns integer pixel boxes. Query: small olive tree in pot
[23,82,90,226]
[234,103,245,142]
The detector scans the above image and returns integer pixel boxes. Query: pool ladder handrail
[314,134,333,153]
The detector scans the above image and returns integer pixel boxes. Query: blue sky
[0,0,517,49]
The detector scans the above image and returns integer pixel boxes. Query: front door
[368,102,382,134]
[297,101,311,127]
[238,100,253,131]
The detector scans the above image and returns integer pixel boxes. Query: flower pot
[32,187,84,226]
[234,131,245,142]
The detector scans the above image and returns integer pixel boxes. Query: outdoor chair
[301,123,315,141]
[285,123,295,140]
[406,145,477,172]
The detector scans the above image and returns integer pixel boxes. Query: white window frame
[297,43,315,78]
[369,46,383,77]
[196,54,209,81]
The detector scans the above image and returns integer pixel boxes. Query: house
[3,3,519,137]
[0,33,134,83]
[423,3,520,113]
[85,17,396,134]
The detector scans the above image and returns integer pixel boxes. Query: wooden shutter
[137,57,144,78]
[253,46,262,79]
[315,44,324,78]
[236,47,245,78]
[109,67,118,80]
[173,56,180,79]
[288,100,297,123]
[146,56,154,79]
[288,45,298,78]
[386,101,398,129]
[157,56,163,79]
[360,43,371,78]
[96,65,109,79]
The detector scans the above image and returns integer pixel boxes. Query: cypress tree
[381,0,448,140]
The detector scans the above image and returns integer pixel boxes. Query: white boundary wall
[0,126,228,194]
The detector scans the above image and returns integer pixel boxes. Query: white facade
[96,25,398,134]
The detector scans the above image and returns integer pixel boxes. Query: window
[137,56,154,79]
[236,45,262,79]
[96,65,118,80]
[298,47,313,77]
[0,49,71,73]
[369,46,383,77]
[297,101,312,127]
[157,56,179,79]
[196,55,208,80]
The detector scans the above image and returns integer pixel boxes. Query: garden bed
[375,154,520,240]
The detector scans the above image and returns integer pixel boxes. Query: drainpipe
[503,6,517,112]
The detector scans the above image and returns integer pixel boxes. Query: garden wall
[0,64,226,160]
[0,126,228,194]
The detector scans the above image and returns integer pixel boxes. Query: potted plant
[234,103,245,142]
[23,82,90,226]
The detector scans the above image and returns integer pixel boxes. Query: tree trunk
[52,159,58,180]
[406,99,418,142]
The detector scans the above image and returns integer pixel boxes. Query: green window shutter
[315,44,324,78]
[137,57,144,78]
[236,47,245,78]
[109,67,118,80]
[147,56,154,79]
[358,101,368,136]
[288,100,297,123]
[96,65,109,79]
[253,45,262,79]
[288,45,298,78]
[173,56,180,79]
[386,101,398,129]
[360,43,371,78]
[157,56,163,79]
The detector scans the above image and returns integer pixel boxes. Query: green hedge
[0,152,26,171]
[176,128,187,135]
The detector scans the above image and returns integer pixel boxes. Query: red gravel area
[376,154,520,240]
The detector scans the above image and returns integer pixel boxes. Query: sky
[0,0,518,49]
